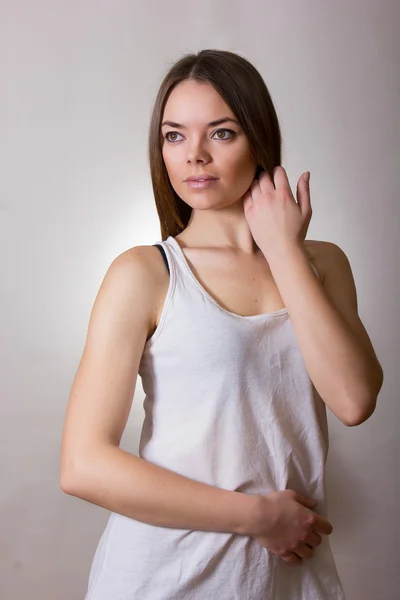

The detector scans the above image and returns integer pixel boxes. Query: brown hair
[148,49,282,240]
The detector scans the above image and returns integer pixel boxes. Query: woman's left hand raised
[243,166,312,259]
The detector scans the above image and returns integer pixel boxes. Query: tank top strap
[152,237,194,294]
[152,237,186,280]
[153,242,169,274]
[153,236,201,284]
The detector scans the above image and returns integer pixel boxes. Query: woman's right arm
[60,247,256,536]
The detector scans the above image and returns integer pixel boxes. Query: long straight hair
[148,49,282,240]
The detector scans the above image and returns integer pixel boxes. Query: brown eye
[214,128,236,140]
[165,132,183,142]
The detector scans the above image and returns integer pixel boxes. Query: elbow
[344,396,378,427]
[60,442,113,496]
[60,464,78,495]
[60,468,77,495]
[342,369,383,427]
[60,452,86,496]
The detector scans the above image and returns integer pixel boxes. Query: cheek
[227,144,255,169]
[161,150,175,179]
[229,153,256,181]
[161,146,169,169]
[162,146,179,169]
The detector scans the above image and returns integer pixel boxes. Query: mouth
[185,178,219,189]
[184,175,219,182]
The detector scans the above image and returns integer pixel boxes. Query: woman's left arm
[267,241,384,427]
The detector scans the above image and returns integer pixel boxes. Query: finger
[306,531,322,547]
[280,551,302,565]
[314,516,333,536]
[294,493,318,509]
[272,166,291,191]
[258,169,275,194]
[242,189,253,210]
[293,543,314,559]
[296,172,312,217]
[250,176,264,200]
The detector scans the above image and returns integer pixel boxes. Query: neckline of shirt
[166,236,289,321]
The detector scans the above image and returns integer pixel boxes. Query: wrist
[263,241,304,263]
[230,492,264,536]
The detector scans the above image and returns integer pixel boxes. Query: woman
[60,49,383,599]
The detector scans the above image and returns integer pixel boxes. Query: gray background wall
[2,1,399,598]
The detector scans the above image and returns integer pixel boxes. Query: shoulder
[304,239,350,285]
[111,243,169,280]
[110,243,170,302]
[109,244,170,336]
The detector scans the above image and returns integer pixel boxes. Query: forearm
[267,243,380,425]
[61,444,256,535]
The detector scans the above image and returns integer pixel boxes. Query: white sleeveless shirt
[85,235,346,599]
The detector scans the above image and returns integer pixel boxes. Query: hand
[242,167,312,260]
[246,489,333,565]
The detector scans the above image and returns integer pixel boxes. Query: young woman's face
[161,80,258,210]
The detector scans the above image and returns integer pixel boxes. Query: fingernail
[305,172,310,183]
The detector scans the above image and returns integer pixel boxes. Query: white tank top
[85,235,346,599]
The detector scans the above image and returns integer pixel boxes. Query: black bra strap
[153,244,170,275]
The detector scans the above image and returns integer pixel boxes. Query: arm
[60,248,254,535]
[266,241,384,427]
[62,443,253,535]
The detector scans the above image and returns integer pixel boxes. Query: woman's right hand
[248,490,333,565]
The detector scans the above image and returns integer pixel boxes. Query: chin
[186,196,242,211]
[181,196,224,209]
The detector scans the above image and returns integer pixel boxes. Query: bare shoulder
[116,244,166,271]
[305,239,358,289]
[304,239,338,284]
[113,244,169,282]
[113,244,170,337]
[304,239,326,256]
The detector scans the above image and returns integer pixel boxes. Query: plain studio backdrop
[1,1,399,599]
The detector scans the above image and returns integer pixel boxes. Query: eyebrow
[161,117,240,129]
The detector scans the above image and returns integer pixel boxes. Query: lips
[184,175,218,182]
[185,178,219,189]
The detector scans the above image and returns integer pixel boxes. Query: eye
[164,131,183,142]
[164,128,236,143]
[213,128,236,140]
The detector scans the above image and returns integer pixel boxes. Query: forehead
[162,80,234,122]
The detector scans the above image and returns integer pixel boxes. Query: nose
[186,136,211,164]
